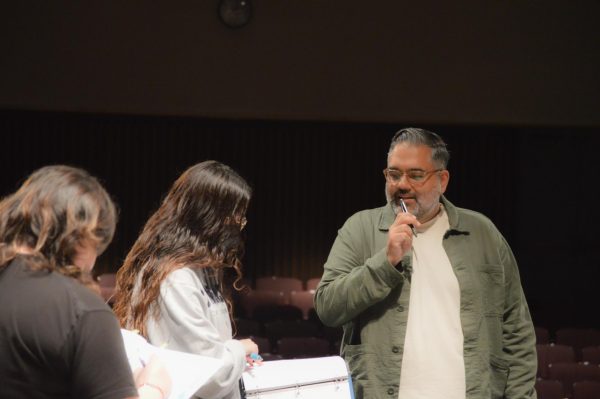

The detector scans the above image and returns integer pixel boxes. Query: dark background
[1,1,599,331]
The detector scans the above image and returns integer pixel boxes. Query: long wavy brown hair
[0,165,117,281]
[113,160,251,336]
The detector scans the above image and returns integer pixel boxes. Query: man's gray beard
[385,188,401,215]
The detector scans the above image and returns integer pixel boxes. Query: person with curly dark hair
[0,165,171,399]
[114,160,259,399]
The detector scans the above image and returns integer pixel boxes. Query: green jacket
[314,197,537,399]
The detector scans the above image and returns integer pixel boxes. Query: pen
[399,198,418,237]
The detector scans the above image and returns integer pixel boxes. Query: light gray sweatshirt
[145,267,245,399]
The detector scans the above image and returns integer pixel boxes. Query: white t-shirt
[398,206,466,399]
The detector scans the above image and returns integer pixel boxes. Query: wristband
[138,382,166,399]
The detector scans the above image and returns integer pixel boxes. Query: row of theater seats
[234,314,343,358]
[534,326,600,398]
[536,379,600,399]
[235,316,341,343]
[250,276,320,292]
[535,326,600,361]
[233,276,321,320]
[538,343,600,377]
[231,276,343,360]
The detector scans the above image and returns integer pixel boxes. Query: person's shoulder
[455,206,492,221]
[8,258,103,301]
[346,205,387,224]
[4,258,110,319]
[52,272,111,313]
[166,266,196,280]
[336,205,389,240]
[163,267,202,288]
[454,205,500,233]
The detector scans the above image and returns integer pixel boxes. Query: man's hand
[387,211,420,266]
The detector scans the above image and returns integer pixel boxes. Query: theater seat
[537,344,576,379]
[573,380,600,399]
[289,290,315,320]
[534,379,564,399]
[96,273,117,305]
[276,337,330,359]
[547,362,600,398]
[255,276,303,297]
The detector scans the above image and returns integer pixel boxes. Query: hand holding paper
[121,329,225,399]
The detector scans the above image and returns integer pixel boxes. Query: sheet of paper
[121,329,225,399]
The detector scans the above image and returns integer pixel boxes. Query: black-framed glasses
[383,168,442,186]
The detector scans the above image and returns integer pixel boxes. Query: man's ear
[440,170,450,194]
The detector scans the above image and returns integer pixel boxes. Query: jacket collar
[378,202,397,231]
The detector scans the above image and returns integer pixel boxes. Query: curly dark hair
[113,160,251,336]
[0,165,117,281]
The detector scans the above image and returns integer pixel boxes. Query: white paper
[121,329,225,399]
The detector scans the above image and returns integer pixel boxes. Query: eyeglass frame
[383,167,443,186]
[226,215,247,230]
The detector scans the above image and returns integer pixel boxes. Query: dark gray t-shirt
[0,257,138,399]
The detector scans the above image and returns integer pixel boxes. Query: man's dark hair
[388,127,450,169]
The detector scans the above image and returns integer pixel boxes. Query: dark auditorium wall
[1,1,599,126]
[1,111,599,330]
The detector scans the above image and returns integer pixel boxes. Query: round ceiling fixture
[218,0,252,29]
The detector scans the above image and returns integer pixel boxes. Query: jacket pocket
[478,265,504,316]
[489,353,509,399]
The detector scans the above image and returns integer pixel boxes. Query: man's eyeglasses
[383,168,442,186]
